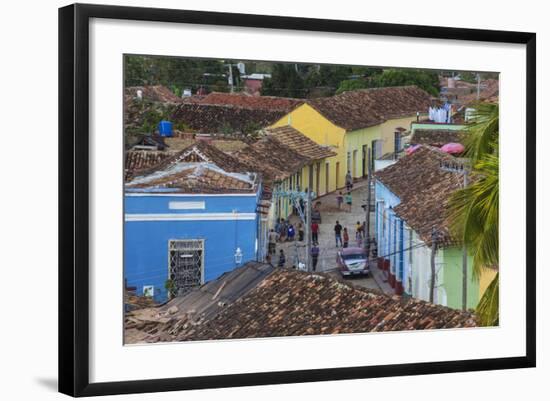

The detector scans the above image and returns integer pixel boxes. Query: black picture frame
[58,3,536,397]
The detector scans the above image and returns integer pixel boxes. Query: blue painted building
[124,141,263,302]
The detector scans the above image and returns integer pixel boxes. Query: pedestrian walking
[274,219,281,237]
[279,219,287,242]
[355,221,363,240]
[311,242,320,272]
[287,224,295,242]
[311,221,319,243]
[268,228,278,255]
[334,220,343,247]
[345,192,353,212]
[278,249,286,267]
[298,223,304,241]
[343,227,349,248]
[345,170,353,192]
[336,191,344,210]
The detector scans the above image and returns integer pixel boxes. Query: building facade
[271,86,432,194]
[124,141,263,302]
[374,146,482,310]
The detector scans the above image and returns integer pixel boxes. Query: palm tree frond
[476,272,499,326]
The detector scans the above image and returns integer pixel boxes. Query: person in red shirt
[311,222,319,242]
[343,227,349,248]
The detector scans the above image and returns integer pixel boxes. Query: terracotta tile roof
[125,150,176,179]
[125,141,258,194]
[142,139,251,175]
[458,79,499,105]
[196,92,303,112]
[127,133,169,150]
[125,85,182,103]
[126,165,256,194]
[235,136,310,183]
[170,103,288,133]
[233,145,289,183]
[125,264,476,343]
[263,126,337,161]
[411,129,467,147]
[374,146,465,244]
[307,86,432,131]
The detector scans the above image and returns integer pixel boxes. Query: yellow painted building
[271,103,345,197]
[272,86,432,194]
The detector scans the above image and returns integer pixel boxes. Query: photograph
[122,55,500,344]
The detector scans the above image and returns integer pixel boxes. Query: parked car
[336,247,369,277]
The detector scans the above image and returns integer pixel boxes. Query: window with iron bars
[168,239,204,297]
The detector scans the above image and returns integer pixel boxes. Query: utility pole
[224,62,236,93]
[306,165,314,272]
[228,64,234,93]
[476,73,481,101]
[430,227,438,304]
[365,147,372,253]
[461,169,469,310]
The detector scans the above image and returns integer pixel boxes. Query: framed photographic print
[58,3,536,397]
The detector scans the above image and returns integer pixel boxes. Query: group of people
[269,241,321,271]
[266,171,362,270]
[335,171,355,212]
[267,219,322,271]
[273,218,305,244]
[334,220,365,248]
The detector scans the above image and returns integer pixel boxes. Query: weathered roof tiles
[195,92,303,112]
[125,264,477,343]
[411,129,467,147]
[307,86,433,131]
[263,126,337,161]
[170,103,289,133]
[374,146,465,244]
[125,140,258,194]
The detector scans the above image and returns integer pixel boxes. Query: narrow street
[273,178,393,294]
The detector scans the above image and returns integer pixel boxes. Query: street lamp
[234,247,243,266]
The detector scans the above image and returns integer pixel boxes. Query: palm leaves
[447,102,499,325]
[476,272,499,326]
[448,153,499,279]
[464,102,499,163]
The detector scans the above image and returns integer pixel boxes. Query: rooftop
[194,92,302,112]
[125,263,477,343]
[457,79,499,105]
[124,85,181,103]
[263,126,337,161]
[234,135,310,183]
[170,103,289,133]
[411,129,467,147]
[307,86,432,131]
[125,141,258,194]
[374,146,466,244]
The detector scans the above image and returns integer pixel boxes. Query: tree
[124,55,229,93]
[261,64,306,98]
[447,103,499,326]
[336,79,370,94]
[369,69,440,96]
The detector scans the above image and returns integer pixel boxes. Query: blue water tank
[158,120,173,137]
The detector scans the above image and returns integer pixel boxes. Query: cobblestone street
[272,178,393,294]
